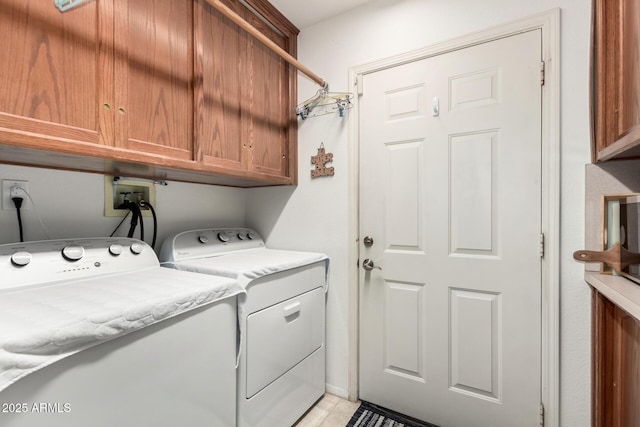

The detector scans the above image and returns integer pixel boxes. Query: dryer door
[245,287,324,398]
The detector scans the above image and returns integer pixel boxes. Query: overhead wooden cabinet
[195,0,296,182]
[0,0,298,187]
[591,0,640,161]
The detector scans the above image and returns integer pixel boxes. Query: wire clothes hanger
[296,85,354,120]
[54,0,90,12]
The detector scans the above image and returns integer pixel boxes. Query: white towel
[0,267,243,393]
[165,248,329,367]
[166,247,329,290]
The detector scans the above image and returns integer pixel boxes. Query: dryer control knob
[237,232,246,240]
[217,232,230,243]
[198,235,209,244]
[130,243,144,255]
[11,251,32,267]
[247,232,256,240]
[109,244,124,256]
[62,245,85,262]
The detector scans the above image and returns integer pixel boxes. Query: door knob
[363,236,374,247]
[362,258,381,271]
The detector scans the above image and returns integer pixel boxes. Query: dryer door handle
[283,301,301,318]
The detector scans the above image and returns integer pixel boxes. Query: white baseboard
[325,383,349,400]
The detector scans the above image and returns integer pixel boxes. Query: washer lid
[0,266,243,393]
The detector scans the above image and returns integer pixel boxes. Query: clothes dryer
[160,228,328,427]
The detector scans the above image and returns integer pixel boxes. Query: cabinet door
[0,0,108,149]
[243,12,291,179]
[113,0,193,161]
[593,0,640,160]
[617,0,640,143]
[194,0,245,171]
[592,289,640,427]
[194,0,296,183]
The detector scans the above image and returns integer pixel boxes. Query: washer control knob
[62,245,85,262]
[109,244,124,256]
[198,235,209,244]
[11,251,32,267]
[237,232,246,240]
[217,232,230,243]
[130,243,144,255]
[247,232,256,240]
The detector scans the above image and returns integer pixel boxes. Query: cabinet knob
[103,103,111,110]
[117,107,126,115]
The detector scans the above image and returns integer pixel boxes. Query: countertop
[585,271,640,320]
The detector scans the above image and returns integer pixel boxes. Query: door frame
[347,9,560,427]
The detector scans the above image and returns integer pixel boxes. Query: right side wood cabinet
[0,0,298,187]
[591,288,640,427]
[591,0,640,161]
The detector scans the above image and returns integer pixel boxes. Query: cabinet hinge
[540,402,545,427]
[539,233,545,258]
[540,61,545,86]
[355,75,364,96]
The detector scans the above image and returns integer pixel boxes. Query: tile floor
[294,393,360,427]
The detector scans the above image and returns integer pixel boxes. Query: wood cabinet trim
[0,128,294,186]
[595,122,640,161]
[592,289,598,427]
[589,0,597,163]
[286,31,298,185]
[244,0,299,37]
[99,0,116,148]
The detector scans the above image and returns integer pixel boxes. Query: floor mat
[346,401,439,427]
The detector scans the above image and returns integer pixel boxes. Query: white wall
[0,164,247,247]
[247,0,592,425]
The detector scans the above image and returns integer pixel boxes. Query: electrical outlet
[2,180,31,211]
[104,177,156,217]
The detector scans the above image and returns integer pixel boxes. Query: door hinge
[540,61,545,86]
[539,233,545,258]
[539,402,545,426]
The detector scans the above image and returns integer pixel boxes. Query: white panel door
[359,30,542,427]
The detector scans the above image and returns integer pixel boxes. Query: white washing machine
[159,228,328,427]
[0,237,242,427]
